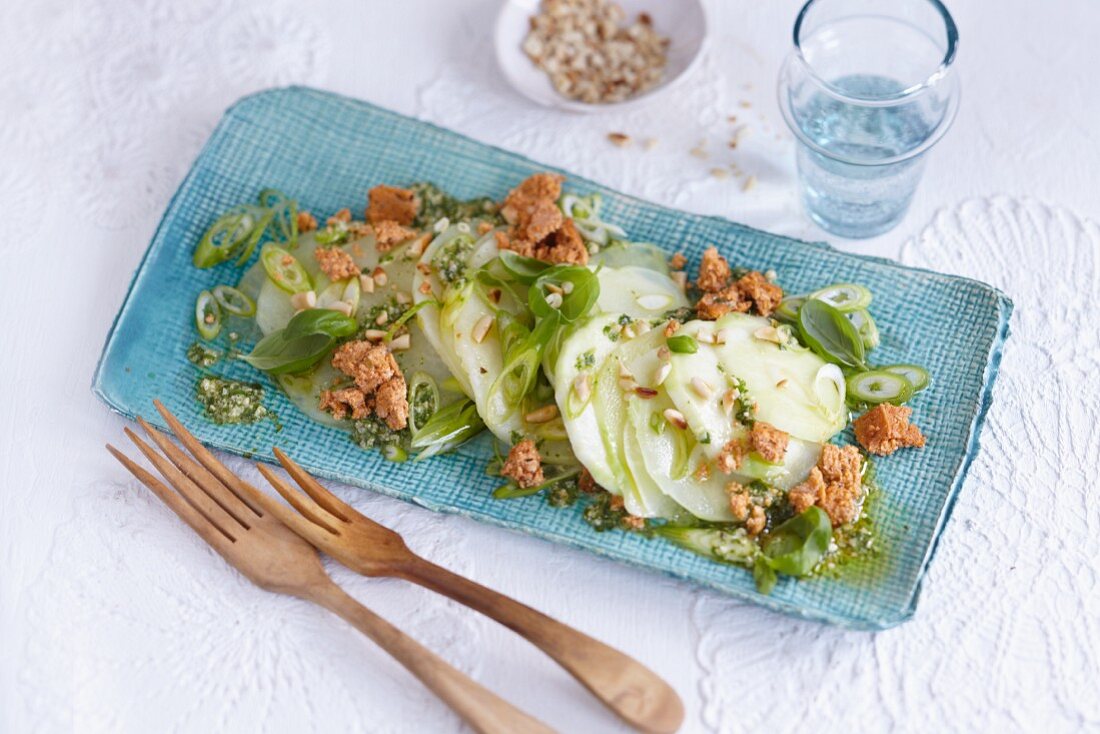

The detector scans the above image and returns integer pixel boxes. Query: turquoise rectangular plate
[93,87,1011,630]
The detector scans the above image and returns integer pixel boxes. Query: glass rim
[791,0,960,103]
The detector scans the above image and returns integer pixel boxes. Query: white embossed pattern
[689,198,1100,733]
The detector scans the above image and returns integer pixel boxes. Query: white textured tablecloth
[2,1,1098,732]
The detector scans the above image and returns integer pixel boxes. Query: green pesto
[350,414,409,452]
[574,349,596,371]
[431,235,477,285]
[187,342,222,368]
[195,376,273,425]
[410,382,437,430]
[410,182,503,229]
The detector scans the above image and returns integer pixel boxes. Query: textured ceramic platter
[93,87,1011,630]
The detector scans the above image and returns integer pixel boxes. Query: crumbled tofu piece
[750,422,789,463]
[716,438,747,474]
[328,208,352,225]
[621,514,646,530]
[324,340,409,430]
[297,211,318,233]
[817,444,863,525]
[726,481,750,521]
[746,505,767,536]
[695,269,783,320]
[314,246,360,281]
[669,252,687,270]
[374,220,417,252]
[367,185,419,226]
[735,270,784,317]
[501,173,565,246]
[477,221,494,235]
[696,287,751,320]
[578,468,599,494]
[853,403,926,456]
[533,218,588,265]
[787,467,824,514]
[697,246,732,292]
[318,387,370,421]
[501,438,544,489]
[347,221,372,239]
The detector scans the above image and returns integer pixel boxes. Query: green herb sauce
[351,414,409,452]
[574,349,596,371]
[195,376,274,426]
[410,182,503,229]
[187,342,222,368]
[432,235,477,285]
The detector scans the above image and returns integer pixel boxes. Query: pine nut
[635,387,658,399]
[472,315,494,344]
[328,301,353,316]
[715,328,733,345]
[395,291,412,305]
[363,329,387,341]
[545,282,563,295]
[657,346,671,363]
[359,274,375,293]
[372,267,388,287]
[290,290,317,310]
[754,326,781,343]
[525,404,559,424]
[546,292,563,309]
[653,363,671,386]
[573,373,592,402]
[375,311,389,325]
[388,333,411,351]
[691,377,713,399]
[562,281,575,294]
[662,408,688,430]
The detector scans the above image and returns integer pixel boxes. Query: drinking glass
[778,0,960,238]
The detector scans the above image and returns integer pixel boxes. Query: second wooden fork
[152,400,684,734]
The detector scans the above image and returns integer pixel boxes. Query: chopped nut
[653,362,671,386]
[362,329,387,341]
[608,132,632,147]
[634,386,659,399]
[501,439,544,489]
[375,311,389,326]
[394,291,412,305]
[691,377,712,399]
[387,333,411,351]
[662,408,688,430]
[372,268,389,287]
[472,314,494,344]
[524,404,560,424]
[359,274,376,293]
[573,373,592,402]
[327,301,354,316]
[290,291,317,310]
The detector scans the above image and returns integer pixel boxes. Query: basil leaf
[283,309,358,339]
[529,265,599,323]
[243,332,335,375]
[666,334,698,354]
[797,299,866,368]
[753,556,778,594]
[243,309,357,375]
[762,506,833,577]
[498,250,550,283]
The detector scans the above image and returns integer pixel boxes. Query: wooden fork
[147,401,683,734]
[108,415,554,734]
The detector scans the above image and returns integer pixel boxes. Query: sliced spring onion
[411,397,486,460]
[407,371,441,434]
[845,309,881,350]
[881,363,931,392]
[384,300,435,342]
[775,295,807,323]
[381,445,408,462]
[667,334,698,354]
[212,285,256,317]
[261,244,312,294]
[258,189,298,246]
[811,283,872,313]
[846,369,914,405]
[493,467,581,500]
[195,290,222,340]
[193,205,268,269]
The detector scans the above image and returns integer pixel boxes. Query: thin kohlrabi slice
[594,266,689,321]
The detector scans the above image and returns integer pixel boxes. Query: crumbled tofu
[367,185,419,226]
[750,421,789,463]
[501,173,565,246]
[696,287,751,320]
[323,340,409,430]
[374,220,417,252]
[853,403,926,456]
[621,514,646,530]
[477,221,494,235]
[695,269,783,320]
[533,218,588,265]
[817,444,863,525]
[726,481,750,521]
[501,438,544,489]
[578,468,599,494]
[735,270,784,317]
[314,246,360,281]
[746,505,767,536]
[328,208,352,225]
[668,252,687,270]
[716,438,747,474]
[318,387,370,421]
[697,246,732,292]
[297,211,318,233]
[787,467,824,514]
